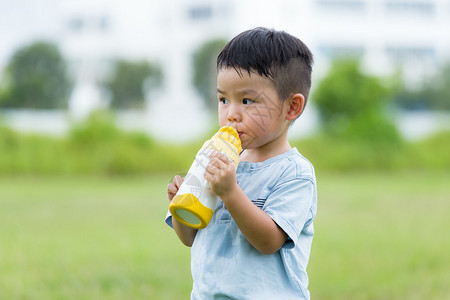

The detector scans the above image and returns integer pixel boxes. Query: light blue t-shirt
[166,148,317,299]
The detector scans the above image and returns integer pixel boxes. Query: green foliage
[313,58,400,144]
[0,41,72,109]
[192,39,227,111]
[409,130,450,169]
[294,130,450,172]
[66,111,196,175]
[314,60,387,120]
[0,111,197,176]
[0,110,448,175]
[69,110,121,146]
[104,59,163,109]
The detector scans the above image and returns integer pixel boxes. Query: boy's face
[217,67,291,150]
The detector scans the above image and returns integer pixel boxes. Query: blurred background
[1,0,449,142]
[0,0,449,299]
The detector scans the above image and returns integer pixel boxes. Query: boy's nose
[227,105,242,122]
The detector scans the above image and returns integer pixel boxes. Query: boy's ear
[286,93,305,121]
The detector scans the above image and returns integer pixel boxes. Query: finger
[167,183,178,195]
[214,154,233,168]
[209,151,230,163]
[210,153,229,167]
[173,175,183,188]
[205,162,221,175]
[203,168,217,183]
[208,161,227,177]
[167,183,178,201]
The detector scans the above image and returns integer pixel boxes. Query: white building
[0,0,449,141]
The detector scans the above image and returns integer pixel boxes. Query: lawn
[0,172,448,299]
[0,175,192,299]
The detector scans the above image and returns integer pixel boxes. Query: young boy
[166,27,317,299]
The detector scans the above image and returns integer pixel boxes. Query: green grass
[309,172,450,299]
[0,175,192,299]
[0,172,449,299]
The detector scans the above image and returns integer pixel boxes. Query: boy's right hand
[167,175,183,202]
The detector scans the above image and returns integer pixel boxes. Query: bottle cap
[169,193,214,229]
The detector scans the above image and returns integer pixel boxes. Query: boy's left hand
[204,151,237,197]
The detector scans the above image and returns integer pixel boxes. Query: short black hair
[217,27,314,106]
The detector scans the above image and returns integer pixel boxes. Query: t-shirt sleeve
[263,178,315,249]
[165,210,174,228]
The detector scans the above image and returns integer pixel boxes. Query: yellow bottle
[169,126,242,229]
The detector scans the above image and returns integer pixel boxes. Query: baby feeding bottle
[169,126,242,229]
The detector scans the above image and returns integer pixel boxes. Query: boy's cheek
[218,114,228,127]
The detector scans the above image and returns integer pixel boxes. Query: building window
[319,45,365,59]
[98,15,110,32]
[67,17,84,31]
[188,5,213,20]
[315,0,367,11]
[67,15,109,33]
[385,46,436,64]
[385,1,435,15]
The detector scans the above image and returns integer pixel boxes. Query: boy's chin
[240,142,253,151]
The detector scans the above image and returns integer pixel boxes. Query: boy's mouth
[227,125,243,139]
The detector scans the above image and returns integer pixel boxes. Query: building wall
[0,0,449,140]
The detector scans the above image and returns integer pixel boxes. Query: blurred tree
[192,39,227,112]
[0,41,72,109]
[104,59,162,109]
[313,59,400,143]
[69,110,119,146]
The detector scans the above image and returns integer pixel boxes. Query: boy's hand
[167,175,183,202]
[167,174,197,247]
[204,152,237,197]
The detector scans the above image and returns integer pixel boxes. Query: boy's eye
[242,98,254,105]
[219,98,228,104]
